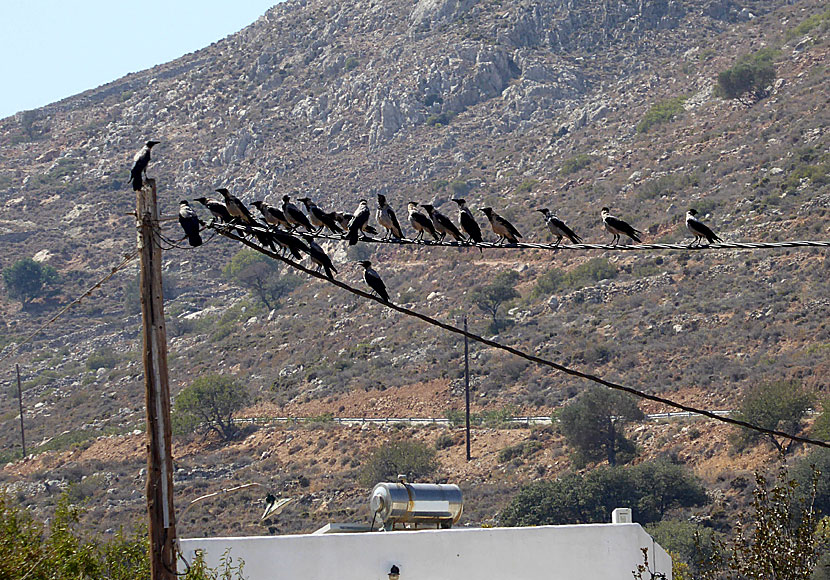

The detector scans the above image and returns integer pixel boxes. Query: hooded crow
[601,207,642,246]
[407,202,439,241]
[376,194,404,239]
[451,198,483,245]
[281,195,313,231]
[357,260,389,302]
[481,207,522,244]
[195,196,232,223]
[178,200,202,247]
[421,203,463,242]
[298,197,344,235]
[302,235,337,278]
[537,208,582,246]
[347,200,371,245]
[686,209,722,247]
[252,200,291,230]
[129,140,159,191]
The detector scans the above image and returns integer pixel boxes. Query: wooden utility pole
[137,178,178,580]
[16,364,26,457]
[464,316,471,461]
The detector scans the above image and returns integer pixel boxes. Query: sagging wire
[208,222,830,451]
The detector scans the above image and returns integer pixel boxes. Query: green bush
[497,441,542,463]
[3,258,61,306]
[359,440,437,486]
[223,249,303,310]
[344,56,360,71]
[784,9,830,41]
[636,97,687,133]
[173,374,250,442]
[730,379,813,455]
[426,112,456,126]
[86,348,121,371]
[499,460,707,527]
[560,154,593,175]
[715,48,778,103]
[515,179,539,194]
[531,258,617,298]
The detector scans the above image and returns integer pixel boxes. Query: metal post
[16,364,26,457]
[137,178,178,580]
[464,316,471,461]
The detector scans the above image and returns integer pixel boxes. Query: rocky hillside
[0,0,828,538]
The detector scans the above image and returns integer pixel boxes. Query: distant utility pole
[16,364,26,457]
[137,178,178,580]
[464,316,471,461]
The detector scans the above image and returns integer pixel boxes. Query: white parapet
[180,523,671,580]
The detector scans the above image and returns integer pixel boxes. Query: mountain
[0,0,828,538]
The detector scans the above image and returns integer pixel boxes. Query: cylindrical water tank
[369,481,463,529]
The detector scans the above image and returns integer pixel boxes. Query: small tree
[699,465,824,580]
[559,387,644,466]
[222,249,302,310]
[731,380,813,455]
[359,440,437,486]
[469,270,520,333]
[715,48,778,105]
[811,399,830,441]
[3,258,60,307]
[173,374,249,442]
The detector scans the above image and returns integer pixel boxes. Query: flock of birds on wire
[131,140,723,303]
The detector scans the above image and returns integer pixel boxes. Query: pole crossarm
[208,222,830,451]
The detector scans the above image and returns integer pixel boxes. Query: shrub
[730,379,813,454]
[560,154,593,175]
[434,433,455,450]
[3,258,61,307]
[223,249,302,310]
[531,258,617,298]
[344,56,359,71]
[784,9,830,41]
[515,179,539,194]
[636,97,687,133]
[86,348,121,371]
[359,440,437,486]
[715,48,778,104]
[172,374,250,442]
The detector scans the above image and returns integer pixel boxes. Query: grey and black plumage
[129,140,159,191]
[272,230,309,260]
[216,188,257,227]
[686,209,722,247]
[481,207,522,244]
[376,194,403,239]
[421,203,463,242]
[251,200,291,230]
[347,200,371,245]
[357,260,389,302]
[335,212,378,235]
[601,207,642,246]
[195,196,233,223]
[407,202,439,241]
[298,197,344,235]
[281,195,313,231]
[178,200,202,247]
[302,235,337,278]
[451,199,483,245]
[537,208,582,246]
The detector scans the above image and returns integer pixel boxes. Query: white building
[180,519,672,580]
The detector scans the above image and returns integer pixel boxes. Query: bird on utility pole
[407,202,439,241]
[129,140,159,191]
[356,260,389,302]
[376,194,404,239]
[347,200,371,245]
[178,201,202,247]
[536,208,582,247]
[601,207,642,246]
[421,203,463,242]
[685,209,722,247]
[481,207,522,244]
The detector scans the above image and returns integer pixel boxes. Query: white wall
[180,523,671,580]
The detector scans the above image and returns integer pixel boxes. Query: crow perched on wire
[452,198,483,245]
[347,200,370,245]
[376,194,404,239]
[407,202,439,241]
[481,207,522,244]
[195,196,233,223]
[252,200,292,230]
[298,197,344,234]
[421,203,463,242]
[129,140,159,191]
[601,207,642,246]
[178,200,202,247]
[282,195,313,232]
[537,208,582,247]
[356,260,389,302]
[302,234,337,278]
[685,209,722,247]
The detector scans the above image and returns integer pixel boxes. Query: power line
[209,222,830,450]
[283,229,830,252]
[0,251,139,366]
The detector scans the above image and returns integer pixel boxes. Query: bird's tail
[569,233,583,244]
[187,232,203,247]
[347,227,360,245]
[131,173,143,191]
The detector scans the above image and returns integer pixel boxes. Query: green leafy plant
[560,154,594,175]
[3,258,61,307]
[636,97,687,133]
[730,380,813,455]
[359,439,437,486]
[173,374,250,442]
[715,48,778,104]
[469,270,520,333]
[223,249,302,310]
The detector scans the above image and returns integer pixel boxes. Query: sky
[0,1,279,120]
